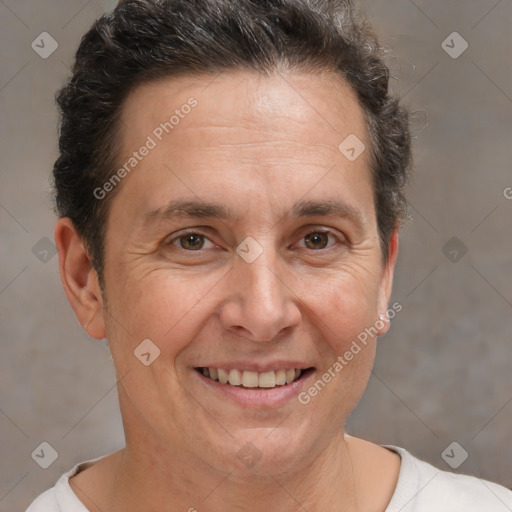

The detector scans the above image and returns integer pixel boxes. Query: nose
[218,250,301,343]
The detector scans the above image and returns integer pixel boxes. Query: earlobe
[376,230,399,336]
[54,218,106,340]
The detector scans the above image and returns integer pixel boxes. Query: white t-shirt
[26,445,512,511]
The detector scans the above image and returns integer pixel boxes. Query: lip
[194,367,315,408]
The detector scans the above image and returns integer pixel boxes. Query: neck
[109,430,360,512]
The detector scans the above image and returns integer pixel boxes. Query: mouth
[195,367,315,389]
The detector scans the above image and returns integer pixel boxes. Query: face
[87,70,397,474]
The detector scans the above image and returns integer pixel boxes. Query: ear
[54,218,106,340]
[376,229,399,336]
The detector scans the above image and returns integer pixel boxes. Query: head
[55,0,411,477]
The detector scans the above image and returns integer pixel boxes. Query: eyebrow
[141,198,363,229]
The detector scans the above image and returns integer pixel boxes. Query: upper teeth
[201,368,301,388]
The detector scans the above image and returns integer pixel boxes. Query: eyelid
[164,225,346,251]
[165,227,217,249]
[292,227,343,250]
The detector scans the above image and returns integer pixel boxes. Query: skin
[55,69,401,511]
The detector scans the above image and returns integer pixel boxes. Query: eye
[165,228,343,253]
[296,230,339,250]
[168,231,216,251]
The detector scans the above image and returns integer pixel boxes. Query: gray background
[1,0,511,510]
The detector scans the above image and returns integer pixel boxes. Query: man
[28,0,512,510]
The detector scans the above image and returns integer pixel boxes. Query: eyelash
[166,227,343,252]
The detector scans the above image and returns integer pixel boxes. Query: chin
[214,423,316,476]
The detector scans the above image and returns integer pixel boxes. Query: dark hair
[53,0,412,289]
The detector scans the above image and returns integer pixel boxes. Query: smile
[195,367,312,389]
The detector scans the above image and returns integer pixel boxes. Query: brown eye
[175,233,205,250]
[166,229,217,253]
[303,231,331,250]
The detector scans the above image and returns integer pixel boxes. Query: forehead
[110,70,373,231]
[119,70,368,152]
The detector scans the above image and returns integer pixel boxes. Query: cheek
[104,270,223,366]
[298,273,380,420]
[299,267,381,354]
